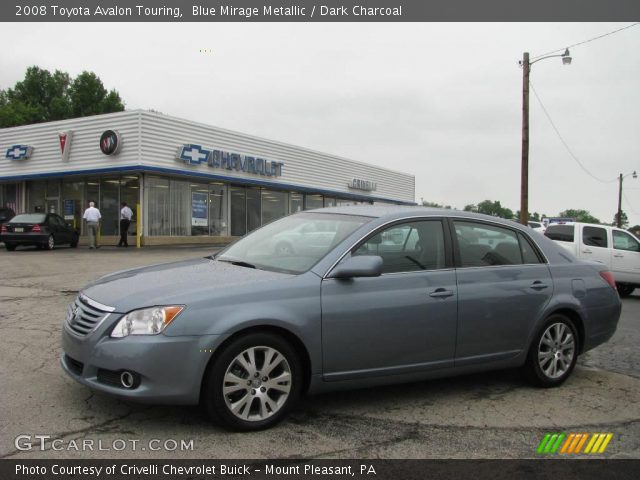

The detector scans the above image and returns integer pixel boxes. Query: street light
[617,170,638,227]
[519,48,572,226]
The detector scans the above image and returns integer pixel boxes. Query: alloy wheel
[222,346,292,422]
[537,322,575,379]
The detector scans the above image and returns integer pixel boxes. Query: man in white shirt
[118,202,134,247]
[83,201,101,249]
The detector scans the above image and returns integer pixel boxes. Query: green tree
[613,211,629,228]
[68,71,124,117]
[475,200,514,219]
[558,209,600,224]
[463,204,477,212]
[0,66,124,127]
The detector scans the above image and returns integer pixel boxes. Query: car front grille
[65,294,114,337]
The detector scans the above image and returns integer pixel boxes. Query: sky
[1,22,639,226]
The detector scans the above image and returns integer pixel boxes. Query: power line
[531,23,640,60]
[529,81,618,184]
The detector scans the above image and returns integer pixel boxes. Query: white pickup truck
[545,222,640,297]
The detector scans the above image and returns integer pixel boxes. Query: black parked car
[1,213,79,251]
[0,207,15,225]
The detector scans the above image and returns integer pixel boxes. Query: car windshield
[217,212,372,274]
[10,214,46,223]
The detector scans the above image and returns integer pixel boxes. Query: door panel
[321,270,458,380]
[451,220,553,365]
[611,230,640,283]
[579,225,611,267]
[455,265,553,364]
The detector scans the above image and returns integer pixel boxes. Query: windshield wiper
[218,258,256,269]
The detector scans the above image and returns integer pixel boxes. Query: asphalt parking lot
[0,245,638,459]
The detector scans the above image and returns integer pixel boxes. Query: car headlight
[111,306,184,338]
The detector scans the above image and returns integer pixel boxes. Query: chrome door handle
[613,254,624,258]
[429,288,454,298]
[530,281,548,290]
[582,250,592,254]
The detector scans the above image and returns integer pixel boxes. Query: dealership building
[0,110,415,245]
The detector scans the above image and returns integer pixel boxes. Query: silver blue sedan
[61,206,621,430]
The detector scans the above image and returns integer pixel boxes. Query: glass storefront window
[191,183,209,236]
[62,181,84,231]
[324,197,337,207]
[100,177,120,235]
[262,190,288,225]
[209,183,227,236]
[304,194,323,210]
[120,176,139,236]
[230,187,247,237]
[147,176,170,236]
[290,193,303,214]
[170,179,191,236]
[27,181,46,213]
[246,188,261,233]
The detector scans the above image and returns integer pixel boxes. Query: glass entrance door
[45,198,59,215]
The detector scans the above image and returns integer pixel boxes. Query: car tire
[524,314,579,388]
[5,243,16,251]
[44,235,55,250]
[616,284,635,298]
[70,234,79,248]
[202,332,302,431]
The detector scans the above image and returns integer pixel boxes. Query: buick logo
[100,130,121,156]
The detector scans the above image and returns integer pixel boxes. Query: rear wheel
[524,314,578,388]
[202,333,302,431]
[45,235,55,250]
[70,234,79,248]
[5,243,16,251]
[616,284,635,297]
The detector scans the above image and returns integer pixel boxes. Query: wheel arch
[544,307,585,354]
[199,324,312,402]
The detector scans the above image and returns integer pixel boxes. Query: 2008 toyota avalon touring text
[61,206,621,430]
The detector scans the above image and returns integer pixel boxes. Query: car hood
[82,257,291,312]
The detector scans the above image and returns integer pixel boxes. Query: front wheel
[202,333,302,431]
[524,315,578,388]
[616,284,635,298]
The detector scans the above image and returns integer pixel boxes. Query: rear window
[545,225,574,242]
[9,214,46,223]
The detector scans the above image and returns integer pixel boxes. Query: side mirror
[328,255,383,279]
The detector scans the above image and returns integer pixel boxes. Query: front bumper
[61,316,224,405]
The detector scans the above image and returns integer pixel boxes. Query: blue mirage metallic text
[193,4,403,18]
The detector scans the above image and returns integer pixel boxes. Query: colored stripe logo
[537,433,613,455]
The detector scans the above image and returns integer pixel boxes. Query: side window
[518,232,543,264]
[544,225,574,242]
[354,220,446,274]
[613,231,640,252]
[583,226,608,248]
[454,221,523,267]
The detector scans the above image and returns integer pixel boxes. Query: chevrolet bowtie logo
[176,144,209,165]
[6,145,34,160]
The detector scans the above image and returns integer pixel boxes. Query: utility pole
[617,173,623,228]
[520,52,530,226]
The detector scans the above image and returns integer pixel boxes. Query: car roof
[310,205,526,228]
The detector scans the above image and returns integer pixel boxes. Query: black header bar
[3,0,640,22]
